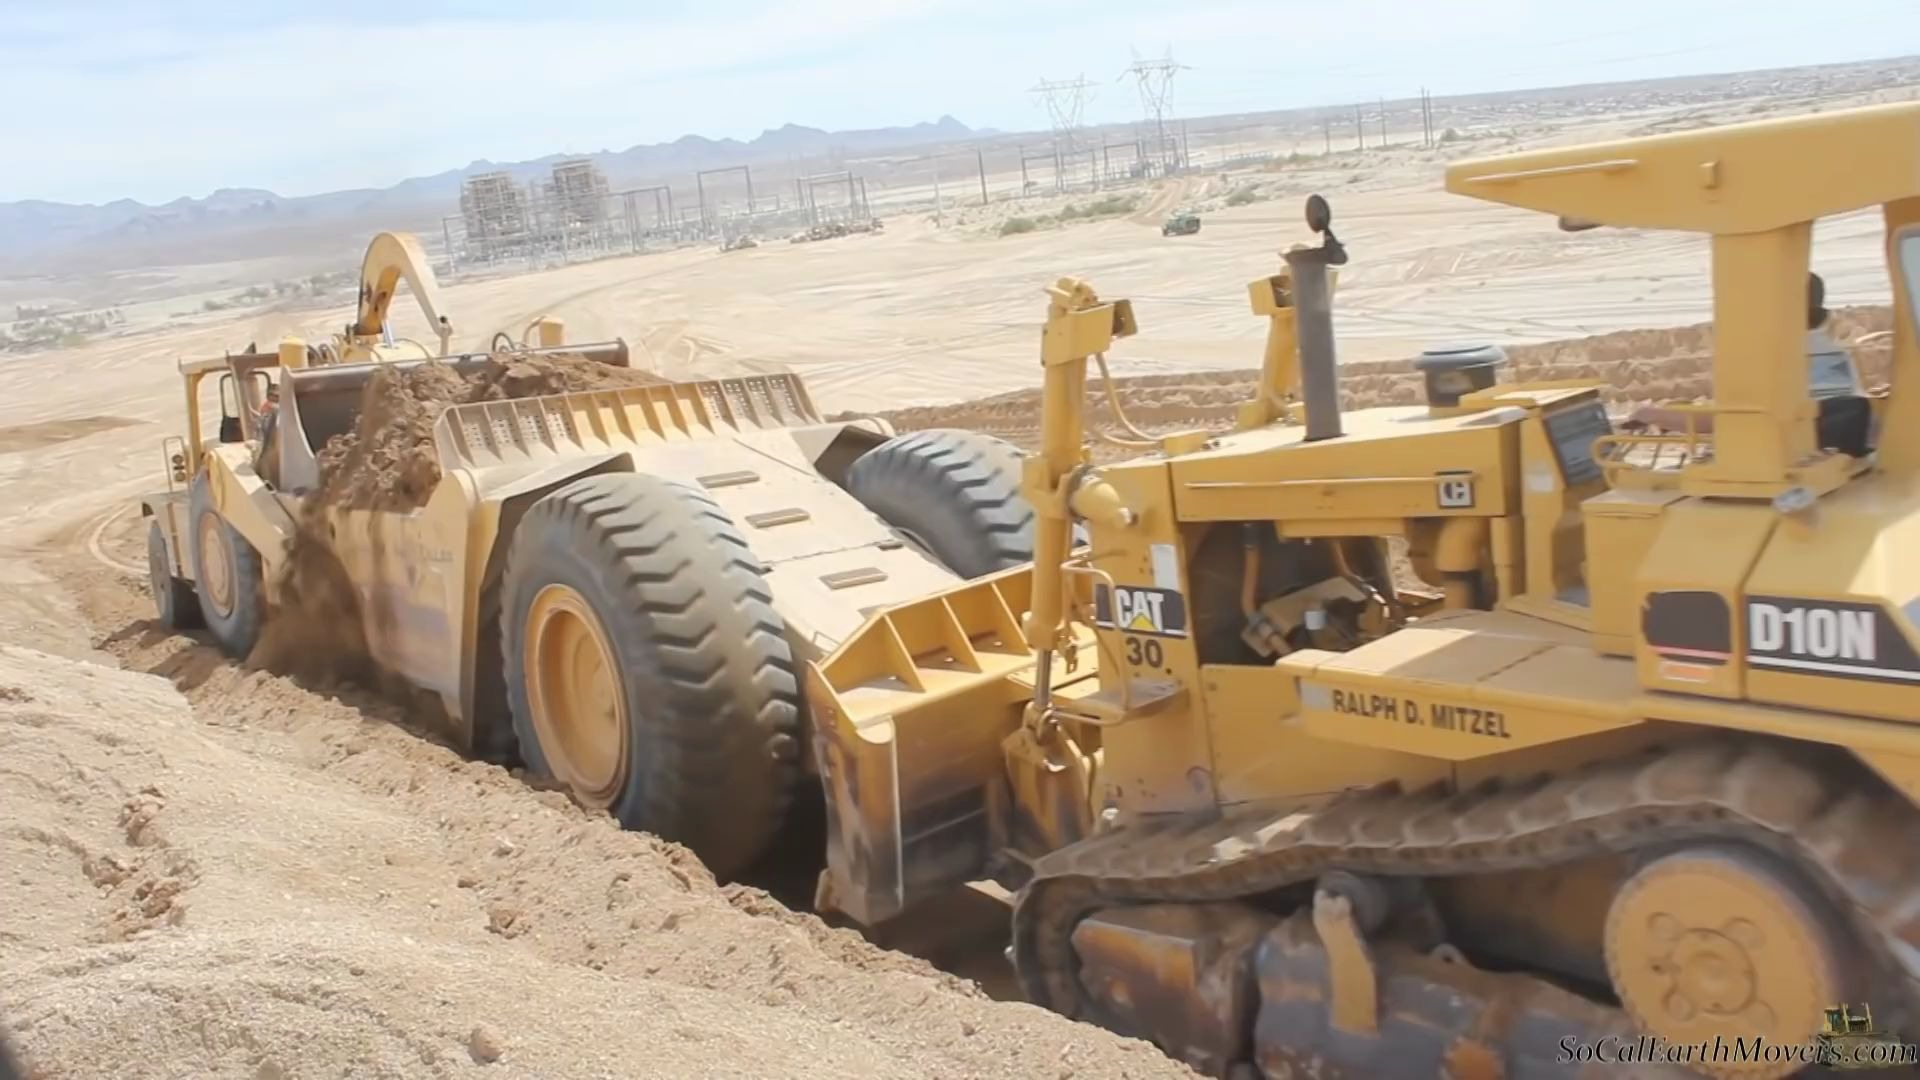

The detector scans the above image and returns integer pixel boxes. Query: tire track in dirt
[1130,176,1209,226]
[85,505,144,578]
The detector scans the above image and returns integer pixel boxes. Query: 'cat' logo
[1093,585,1188,639]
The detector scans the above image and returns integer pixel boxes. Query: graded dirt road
[0,99,1902,1079]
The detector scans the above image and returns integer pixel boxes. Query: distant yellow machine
[327,231,456,362]
[140,233,1038,881]
[807,102,1920,1078]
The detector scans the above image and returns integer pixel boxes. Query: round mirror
[1305,194,1331,233]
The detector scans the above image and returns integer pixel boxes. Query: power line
[1029,75,1095,136]
[1029,75,1097,191]
[1120,47,1191,175]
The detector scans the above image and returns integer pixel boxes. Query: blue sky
[3,0,1916,205]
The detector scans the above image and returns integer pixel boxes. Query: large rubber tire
[845,429,1035,578]
[146,521,203,630]
[501,472,801,881]
[187,474,264,656]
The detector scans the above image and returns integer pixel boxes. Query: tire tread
[501,473,800,880]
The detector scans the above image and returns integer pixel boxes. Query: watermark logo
[1818,1003,1913,1071]
[1557,1004,1917,1071]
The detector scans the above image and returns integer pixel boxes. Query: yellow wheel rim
[197,513,234,617]
[1606,847,1848,1079]
[523,583,628,808]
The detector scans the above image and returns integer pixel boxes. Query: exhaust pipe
[1283,195,1348,442]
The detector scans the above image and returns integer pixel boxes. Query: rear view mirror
[1305,194,1331,234]
[217,374,243,443]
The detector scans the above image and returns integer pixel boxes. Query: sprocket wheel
[1605,845,1858,1079]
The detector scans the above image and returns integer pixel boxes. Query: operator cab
[210,352,278,446]
[1445,100,1920,717]
[1623,269,1879,462]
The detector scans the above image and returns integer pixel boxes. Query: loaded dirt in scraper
[251,353,665,684]
[316,353,668,512]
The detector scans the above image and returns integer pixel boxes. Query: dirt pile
[314,353,665,513]
[865,306,1896,453]
[2,574,1197,1080]
[312,361,465,513]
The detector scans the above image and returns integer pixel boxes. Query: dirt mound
[861,306,1896,454]
[3,575,1196,1080]
[315,354,664,514]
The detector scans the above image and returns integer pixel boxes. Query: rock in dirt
[467,1024,506,1064]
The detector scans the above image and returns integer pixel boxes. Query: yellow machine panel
[1282,609,1638,762]
[1741,480,1920,721]
[1171,407,1519,526]
[1629,499,1778,700]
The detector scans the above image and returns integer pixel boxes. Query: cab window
[1902,230,1920,332]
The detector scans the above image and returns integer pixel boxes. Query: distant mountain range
[0,115,986,262]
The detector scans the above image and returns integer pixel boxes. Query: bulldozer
[140,231,1038,881]
[804,101,1920,1078]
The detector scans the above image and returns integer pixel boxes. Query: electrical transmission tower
[1030,76,1096,190]
[1031,75,1094,136]
[1121,48,1190,175]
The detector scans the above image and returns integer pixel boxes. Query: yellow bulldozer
[140,230,1039,881]
[805,101,1920,1077]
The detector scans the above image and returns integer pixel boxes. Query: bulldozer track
[1013,737,1920,1045]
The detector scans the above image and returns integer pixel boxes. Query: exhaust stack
[1283,195,1348,442]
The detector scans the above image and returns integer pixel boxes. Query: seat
[1815,394,1873,458]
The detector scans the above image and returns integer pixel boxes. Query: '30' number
[1124,635,1164,668]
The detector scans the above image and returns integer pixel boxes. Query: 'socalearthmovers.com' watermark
[1559,1034,1919,1071]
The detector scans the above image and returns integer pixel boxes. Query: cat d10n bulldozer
[807,101,1920,1078]
[139,232,1038,882]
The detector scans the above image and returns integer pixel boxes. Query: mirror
[1305,194,1331,234]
